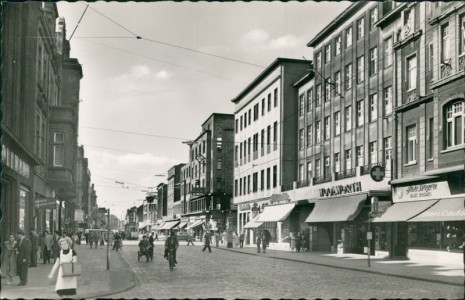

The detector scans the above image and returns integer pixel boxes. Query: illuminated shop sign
[319,182,362,197]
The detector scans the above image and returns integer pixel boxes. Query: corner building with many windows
[232,58,311,249]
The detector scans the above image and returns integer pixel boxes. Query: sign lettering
[394,181,451,202]
[34,197,56,209]
[270,193,291,204]
[319,182,362,197]
[239,204,250,211]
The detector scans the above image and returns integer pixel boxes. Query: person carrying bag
[48,238,79,297]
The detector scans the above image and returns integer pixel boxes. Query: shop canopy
[186,220,204,230]
[257,203,296,222]
[243,215,263,229]
[372,200,438,223]
[408,197,465,222]
[175,221,189,229]
[158,220,180,230]
[305,194,367,223]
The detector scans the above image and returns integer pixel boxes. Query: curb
[217,247,463,287]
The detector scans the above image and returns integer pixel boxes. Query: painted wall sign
[319,182,362,197]
[393,181,451,202]
[239,204,250,211]
[34,197,56,209]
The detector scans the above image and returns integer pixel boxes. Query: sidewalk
[0,243,136,299]
[214,243,464,286]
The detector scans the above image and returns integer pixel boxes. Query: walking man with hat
[16,229,32,286]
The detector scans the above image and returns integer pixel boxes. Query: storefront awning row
[305,194,367,223]
[176,221,189,229]
[372,200,438,223]
[186,220,204,230]
[243,216,262,229]
[158,220,180,230]
[408,197,465,222]
[257,203,295,222]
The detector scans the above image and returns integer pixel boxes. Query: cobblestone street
[109,242,463,299]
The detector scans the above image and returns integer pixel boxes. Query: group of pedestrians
[256,230,270,253]
[2,228,79,297]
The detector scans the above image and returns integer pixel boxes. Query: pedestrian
[52,231,61,262]
[256,233,262,253]
[202,231,212,253]
[154,232,158,241]
[61,232,74,250]
[88,232,94,248]
[16,229,32,286]
[239,231,245,248]
[148,232,154,259]
[187,233,195,246]
[215,231,220,248]
[295,232,301,253]
[222,231,227,244]
[262,231,268,253]
[100,235,105,249]
[48,238,78,297]
[43,230,53,264]
[1,233,17,284]
[164,231,179,265]
[29,227,39,267]
[84,229,89,245]
[72,232,78,247]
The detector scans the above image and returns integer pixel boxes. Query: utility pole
[107,208,110,270]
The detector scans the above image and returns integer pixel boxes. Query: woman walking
[1,233,17,284]
[48,238,78,297]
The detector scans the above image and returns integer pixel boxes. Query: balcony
[281,182,294,192]
[441,58,453,78]
[335,168,357,180]
[297,179,310,188]
[48,168,75,198]
[313,175,332,185]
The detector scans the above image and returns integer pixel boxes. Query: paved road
[111,242,462,299]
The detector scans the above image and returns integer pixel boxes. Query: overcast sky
[56,1,351,219]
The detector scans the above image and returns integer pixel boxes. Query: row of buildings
[136,1,465,265]
[1,2,114,242]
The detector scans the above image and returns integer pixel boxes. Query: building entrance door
[392,222,408,257]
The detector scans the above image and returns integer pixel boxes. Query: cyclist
[164,230,179,265]
[138,235,150,257]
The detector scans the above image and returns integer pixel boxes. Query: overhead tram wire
[69,4,89,41]
[93,174,148,188]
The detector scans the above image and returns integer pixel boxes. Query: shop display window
[259,222,277,242]
[374,224,388,251]
[408,222,464,251]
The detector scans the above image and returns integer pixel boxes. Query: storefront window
[408,222,464,251]
[19,187,29,231]
[259,222,277,243]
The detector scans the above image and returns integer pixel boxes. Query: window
[247,175,251,193]
[299,164,305,181]
[262,98,265,115]
[248,137,251,156]
[345,106,352,131]
[345,64,352,90]
[356,100,364,126]
[273,121,278,143]
[261,170,265,190]
[235,119,238,133]
[299,129,305,149]
[324,156,330,177]
[334,153,341,173]
[267,125,271,146]
[254,103,259,121]
[217,158,222,169]
[268,94,271,111]
[384,86,393,116]
[428,118,434,159]
[370,7,378,30]
[316,121,321,143]
[370,94,378,121]
[369,47,377,76]
[407,55,417,90]
[234,180,238,196]
[324,116,331,140]
[240,116,243,130]
[307,125,313,147]
[356,146,364,167]
[325,44,331,63]
[334,111,341,136]
[307,89,313,112]
[248,108,252,125]
[266,168,271,189]
[346,26,353,48]
[274,88,278,107]
[273,165,277,188]
[384,137,392,170]
[335,71,341,95]
[369,141,377,164]
[441,24,450,61]
[316,84,322,107]
[316,51,322,69]
[261,129,265,150]
[307,162,312,179]
[357,18,365,40]
[429,43,434,79]
[234,145,238,161]
[345,149,352,170]
[384,36,393,67]
[335,36,341,56]
[244,112,247,128]
[357,56,364,83]
[445,101,465,148]
[299,94,305,116]
[253,173,258,192]
[53,132,64,167]
[406,124,417,163]
[325,78,331,102]
[315,159,321,177]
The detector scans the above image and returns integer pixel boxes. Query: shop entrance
[392,222,408,257]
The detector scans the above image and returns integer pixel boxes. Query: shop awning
[243,215,263,229]
[257,203,296,222]
[408,197,465,222]
[176,221,189,229]
[159,220,180,230]
[186,220,204,230]
[305,194,367,223]
[372,200,438,223]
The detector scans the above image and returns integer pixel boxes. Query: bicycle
[167,248,175,270]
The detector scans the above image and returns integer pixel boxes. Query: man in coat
[202,232,212,253]
[29,228,39,267]
[16,229,32,285]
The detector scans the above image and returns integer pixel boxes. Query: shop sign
[239,203,250,211]
[2,145,31,178]
[192,187,205,195]
[270,193,291,204]
[319,182,362,197]
[394,181,451,202]
[34,197,56,209]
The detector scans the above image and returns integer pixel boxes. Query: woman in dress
[1,233,17,284]
[48,238,78,297]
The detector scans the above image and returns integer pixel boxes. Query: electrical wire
[69,4,89,41]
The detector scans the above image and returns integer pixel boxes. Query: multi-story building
[232,58,312,248]
[124,206,138,239]
[156,182,168,219]
[166,163,185,219]
[74,145,90,232]
[372,1,465,265]
[181,113,235,237]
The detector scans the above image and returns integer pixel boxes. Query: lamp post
[107,208,110,270]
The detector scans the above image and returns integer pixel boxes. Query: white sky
[56,1,351,219]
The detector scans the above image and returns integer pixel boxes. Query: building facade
[232,58,312,248]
